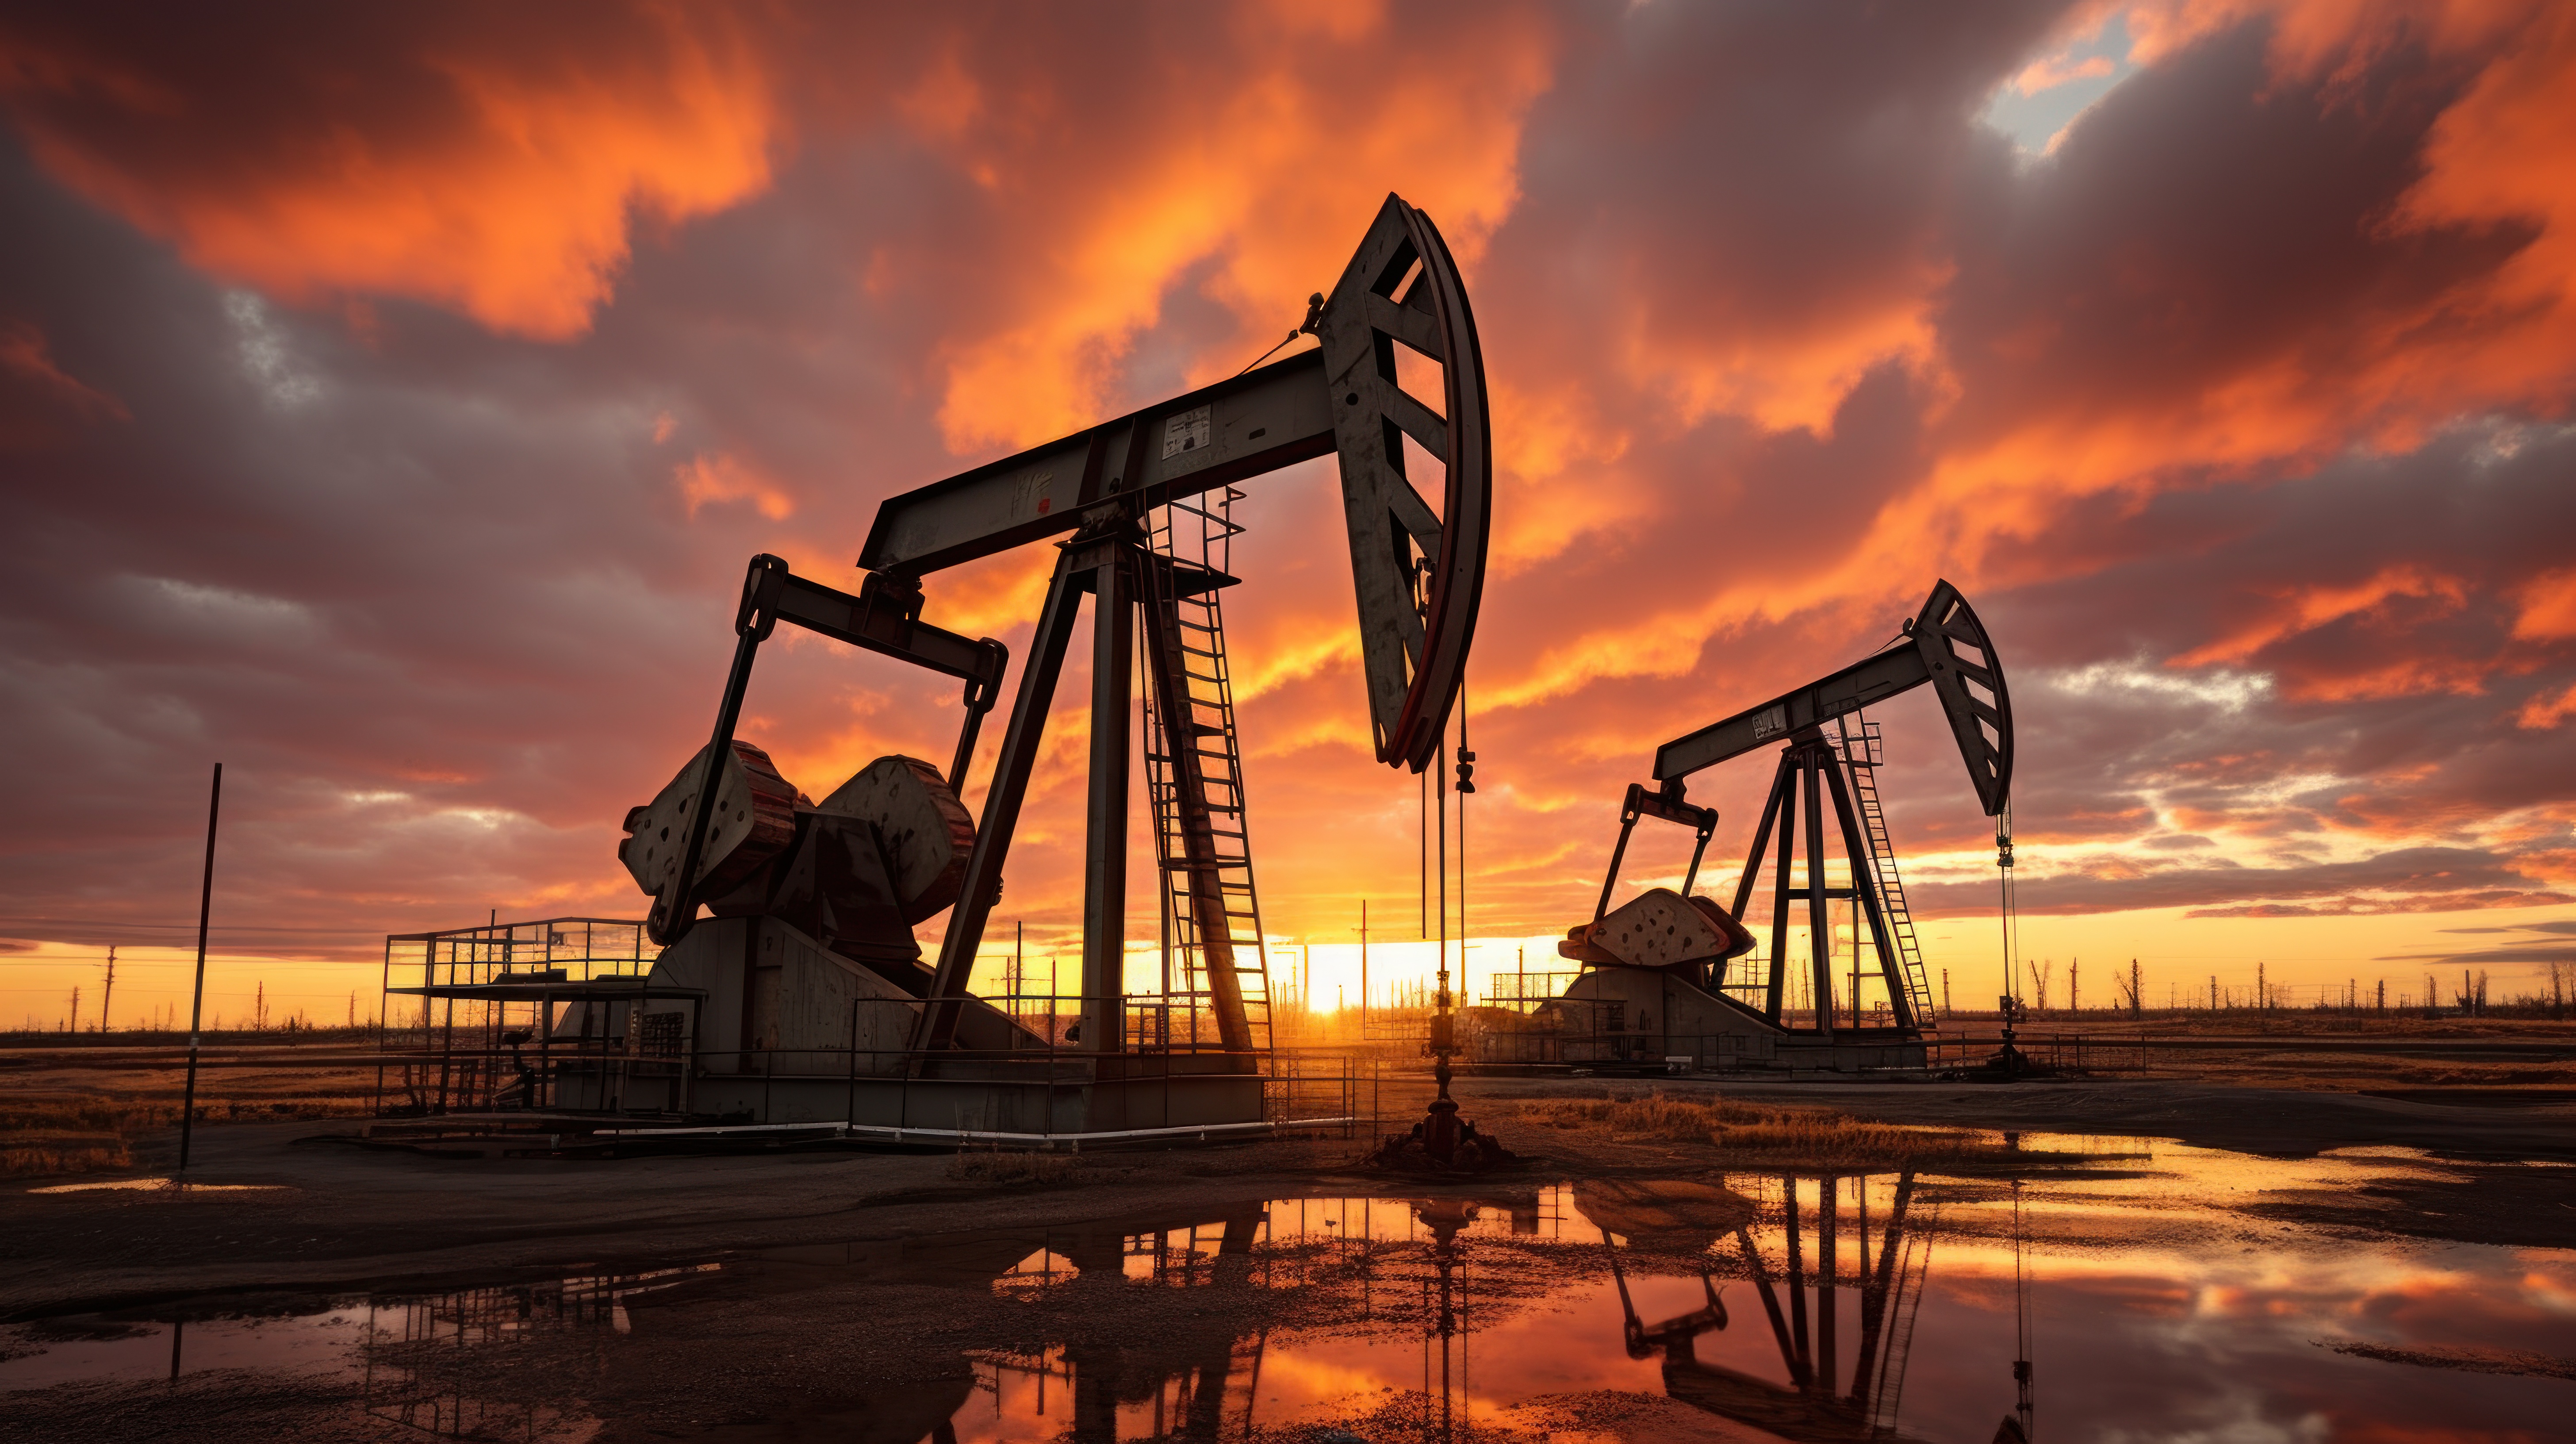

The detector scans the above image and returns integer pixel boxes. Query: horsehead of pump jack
[622,192,1494,1059]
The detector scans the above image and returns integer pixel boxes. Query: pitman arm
[650,555,1007,945]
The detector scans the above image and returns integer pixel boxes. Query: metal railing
[375,917,670,1118]
[383,917,651,993]
[370,980,1373,1138]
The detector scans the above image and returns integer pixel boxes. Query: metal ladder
[1837,715,1938,1028]
[1140,487,1273,1051]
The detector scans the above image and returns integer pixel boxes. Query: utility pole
[179,762,223,1172]
[1354,899,1370,1034]
[69,985,80,1033]
[101,946,116,1033]
[2070,957,2079,1015]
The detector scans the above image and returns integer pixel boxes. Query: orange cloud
[1798,0,2576,606]
[909,6,1557,453]
[2511,567,2576,640]
[675,451,794,520]
[2516,680,2576,730]
[2015,52,2118,93]
[1628,287,1947,439]
[2173,565,2468,667]
[0,8,779,338]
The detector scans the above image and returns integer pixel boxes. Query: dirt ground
[5,1069,2572,1442]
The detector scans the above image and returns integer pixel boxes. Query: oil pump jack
[1551,581,2012,1071]
[580,194,1493,1135]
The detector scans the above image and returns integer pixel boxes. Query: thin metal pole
[177,763,222,1171]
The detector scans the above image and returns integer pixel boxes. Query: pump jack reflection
[339,1181,2028,1444]
[344,1206,1276,1444]
[999,1195,1509,1444]
[1602,1171,1944,1444]
[993,1207,1270,1444]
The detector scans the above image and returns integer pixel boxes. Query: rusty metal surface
[1581,887,1755,970]
[619,741,800,929]
[1313,193,1493,772]
[816,755,974,925]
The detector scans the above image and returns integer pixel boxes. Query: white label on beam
[1751,704,1789,741]
[1162,406,1212,460]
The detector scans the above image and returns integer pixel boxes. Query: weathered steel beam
[859,350,1335,577]
[1656,646,1932,783]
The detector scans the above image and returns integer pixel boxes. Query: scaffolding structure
[370,914,1370,1137]
[377,917,696,1117]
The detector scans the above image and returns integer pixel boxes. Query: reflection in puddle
[26,1178,288,1194]
[0,1264,723,1442]
[5,1140,2569,1441]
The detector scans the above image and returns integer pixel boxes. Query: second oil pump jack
[1540,580,2014,1071]
[565,193,1495,1134]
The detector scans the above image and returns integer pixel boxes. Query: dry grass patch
[3,1136,132,1178]
[945,1147,1081,1187]
[1513,1090,2032,1171]
[0,1091,372,1179]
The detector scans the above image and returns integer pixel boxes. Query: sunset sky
[2,1,2572,1028]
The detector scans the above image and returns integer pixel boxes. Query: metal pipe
[1768,765,1798,1024]
[1593,811,1639,924]
[656,625,763,947]
[177,762,222,1171]
[596,1117,1355,1145]
[1081,546,1133,1056]
[919,549,1086,1049]
[1804,746,1835,1034]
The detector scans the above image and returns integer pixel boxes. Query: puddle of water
[5,1139,2567,1441]
[0,1264,717,1443]
[25,1178,289,1194]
